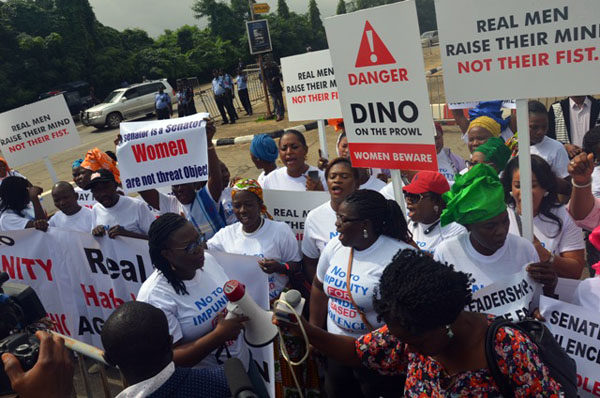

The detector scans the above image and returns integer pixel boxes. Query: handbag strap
[346,249,374,331]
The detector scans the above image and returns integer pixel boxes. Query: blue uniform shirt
[212,77,225,96]
[155,92,171,109]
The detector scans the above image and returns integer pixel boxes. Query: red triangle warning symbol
[354,21,396,68]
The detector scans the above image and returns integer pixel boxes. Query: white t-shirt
[379,183,394,201]
[74,186,96,210]
[359,175,387,191]
[434,233,539,293]
[91,195,155,235]
[0,209,32,231]
[261,166,326,191]
[507,207,584,255]
[530,136,569,179]
[316,235,413,338]
[409,220,465,256]
[49,207,94,233]
[591,166,600,198]
[207,219,300,300]
[257,170,266,187]
[218,187,237,225]
[436,149,459,185]
[137,253,249,369]
[301,201,338,259]
[573,278,600,311]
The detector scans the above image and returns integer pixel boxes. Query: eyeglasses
[335,214,363,224]
[171,234,206,254]
[403,192,431,203]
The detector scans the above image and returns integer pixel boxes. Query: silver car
[82,79,175,129]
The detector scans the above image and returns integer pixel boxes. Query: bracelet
[572,179,592,189]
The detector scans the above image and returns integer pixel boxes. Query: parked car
[81,79,175,129]
[421,30,439,47]
[39,81,94,117]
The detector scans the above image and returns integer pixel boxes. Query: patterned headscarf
[469,101,510,131]
[72,158,84,169]
[441,164,506,227]
[81,148,121,184]
[231,178,273,219]
[468,116,502,138]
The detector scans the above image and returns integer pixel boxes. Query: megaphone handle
[225,303,243,320]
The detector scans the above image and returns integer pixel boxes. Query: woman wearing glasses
[403,171,465,256]
[309,189,413,398]
[207,179,301,301]
[137,213,251,370]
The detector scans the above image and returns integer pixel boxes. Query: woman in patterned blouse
[276,249,563,397]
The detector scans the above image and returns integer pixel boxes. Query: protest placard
[448,100,516,110]
[540,296,600,397]
[0,96,79,167]
[435,0,600,102]
[117,113,209,193]
[263,189,330,243]
[324,1,437,171]
[281,50,342,121]
[466,268,538,321]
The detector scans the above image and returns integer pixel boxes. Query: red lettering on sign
[131,139,188,163]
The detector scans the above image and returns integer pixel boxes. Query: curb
[212,121,319,147]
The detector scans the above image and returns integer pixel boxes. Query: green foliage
[336,0,347,15]
[277,0,289,19]
[307,0,327,50]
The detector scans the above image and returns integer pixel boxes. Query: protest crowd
[2,3,600,398]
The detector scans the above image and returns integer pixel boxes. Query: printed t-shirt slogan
[0,96,80,167]
[435,0,600,102]
[324,1,437,171]
[281,50,342,121]
[117,113,209,193]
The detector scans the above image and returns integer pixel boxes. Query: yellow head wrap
[468,116,502,138]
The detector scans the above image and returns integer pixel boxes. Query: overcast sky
[88,0,339,37]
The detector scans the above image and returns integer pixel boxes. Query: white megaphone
[223,280,278,347]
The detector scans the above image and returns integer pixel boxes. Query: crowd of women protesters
[2,98,600,398]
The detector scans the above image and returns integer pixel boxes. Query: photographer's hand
[1,331,74,398]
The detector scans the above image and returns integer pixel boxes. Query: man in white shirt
[89,169,155,239]
[102,301,230,398]
[548,95,600,158]
[49,181,93,233]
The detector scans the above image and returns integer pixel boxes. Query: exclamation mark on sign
[366,29,377,63]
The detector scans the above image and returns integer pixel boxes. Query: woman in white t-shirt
[434,164,557,296]
[310,189,413,397]
[302,158,360,282]
[402,171,465,255]
[207,179,301,301]
[261,129,326,191]
[249,133,278,186]
[137,213,250,370]
[434,123,465,185]
[0,176,48,232]
[501,155,585,279]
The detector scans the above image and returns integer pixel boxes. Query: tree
[336,0,347,14]
[307,0,327,50]
[277,0,290,19]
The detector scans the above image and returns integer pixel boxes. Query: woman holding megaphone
[137,214,253,374]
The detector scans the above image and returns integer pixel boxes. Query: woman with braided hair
[207,178,301,301]
[277,249,563,396]
[309,189,412,398]
[137,213,250,371]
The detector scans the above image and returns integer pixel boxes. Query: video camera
[0,272,47,394]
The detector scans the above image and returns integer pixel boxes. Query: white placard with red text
[281,50,342,121]
[0,96,79,167]
[540,296,600,397]
[117,113,209,193]
[324,1,436,171]
[263,189,330,243]
[435,0,600,102]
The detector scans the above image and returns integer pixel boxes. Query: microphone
[224,358,258,398]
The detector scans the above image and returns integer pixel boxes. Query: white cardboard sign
[0,96,79,167]
[117,113,209,193]
[324,1,437,171]
[540,296,600,397]
[281,50,342,121]
[435,0,600,102]
[466,269,538,321]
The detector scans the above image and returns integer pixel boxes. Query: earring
[446,325,454,339]
[363,229,368,239]
[433,205,439,213]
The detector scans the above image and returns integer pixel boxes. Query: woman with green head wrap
[468,137,512,174]
[434,164,557,296]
